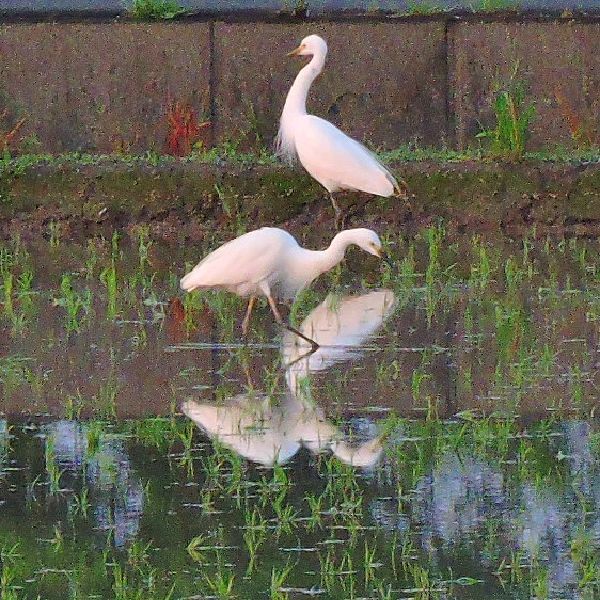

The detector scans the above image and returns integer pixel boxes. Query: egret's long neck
[300,231,355,282]
[282,51,326,118]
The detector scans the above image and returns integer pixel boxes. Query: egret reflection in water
[183,289,396,468]
[283,289,396,380]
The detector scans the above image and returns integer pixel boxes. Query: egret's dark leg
[329,193,345,231]
[284,324,320,353]
[266,293,319,352]
[241,295,256,336]
[394,177,409,198]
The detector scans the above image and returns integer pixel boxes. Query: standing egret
[277,34,405,229]
[179,226,384,345]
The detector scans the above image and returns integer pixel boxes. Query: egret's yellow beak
[373,246,384,259]
[287,45,303,57]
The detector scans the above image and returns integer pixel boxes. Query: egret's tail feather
[275,118,298,166]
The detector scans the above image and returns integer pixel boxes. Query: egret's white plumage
[277,34,403,225]
[180,226,383,337]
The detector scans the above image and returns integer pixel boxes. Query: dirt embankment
[1,159,600,241]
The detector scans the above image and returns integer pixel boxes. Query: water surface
[0,225,598,598]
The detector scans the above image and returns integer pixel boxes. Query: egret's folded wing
[181,229,286,290]
[296,116,396,196]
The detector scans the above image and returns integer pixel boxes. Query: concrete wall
[449,21,600,150]
[0,16,599,153]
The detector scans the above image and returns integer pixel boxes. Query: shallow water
[0,225,598,598]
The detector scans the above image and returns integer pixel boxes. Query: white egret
[277,34,405,229]
[179,226,384,344]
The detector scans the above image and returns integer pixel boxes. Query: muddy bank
[1,158,600,240]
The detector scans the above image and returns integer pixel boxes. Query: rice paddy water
[0,223,598,599]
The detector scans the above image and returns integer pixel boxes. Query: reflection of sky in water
[413,454,507,551]
[519,484,579,598]
[515,420,599,599]
[47,420,87,470]
[38,373,600,581]
[565,421,594,495]
[45,421,143,548]
[372,423,599,598]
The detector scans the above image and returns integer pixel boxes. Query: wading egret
[179,226,384,345]
[277,34,405,229]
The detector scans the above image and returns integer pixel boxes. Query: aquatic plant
[100,260,118,320]
[243,507,267,574]
[204,570,236,599]
[54,273,92,332]
[270,562,293,600]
